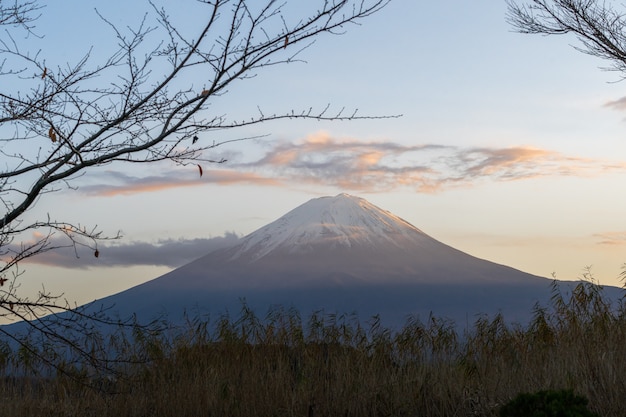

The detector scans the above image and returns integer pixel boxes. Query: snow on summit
[231,193,429,261]
[51,191,607,331]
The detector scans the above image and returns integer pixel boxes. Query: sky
[4,0,626,306]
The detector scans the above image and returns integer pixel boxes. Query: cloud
[81,170,280,197]
[452,147,553,178]
[447,146,619,181]
[236,132,451,192]
[78,131,626,196]
[593,232,626,246]
[13,233,240,269]
[235,132,626,192]
[604,97,626,111]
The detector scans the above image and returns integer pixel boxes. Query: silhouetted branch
[507,0,626,75]
[0,0,392,377]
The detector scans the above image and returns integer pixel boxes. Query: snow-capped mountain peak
[51,192,597,333]
[230,193,428,261]
[71,192,576,332]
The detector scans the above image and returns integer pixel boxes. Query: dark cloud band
[13,233,240,269]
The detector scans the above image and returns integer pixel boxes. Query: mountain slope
[139,193,548,289]
[87,193,582,328]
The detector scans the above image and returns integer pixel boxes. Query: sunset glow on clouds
[80,132,626,197]
[81,170,282,197]
[241,133,626,189]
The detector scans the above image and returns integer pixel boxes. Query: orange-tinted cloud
[79,132,626,196]
[456,147,553,178]
[240,132,446,192]
[81,170,281,197]
[448,146,622,182]
[238,133,626,192]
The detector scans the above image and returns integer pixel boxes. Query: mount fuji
[84,193,607,329]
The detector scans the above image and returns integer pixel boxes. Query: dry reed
[0,280,623,417]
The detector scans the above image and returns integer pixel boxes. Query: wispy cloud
[81,170,281,197]
[593,231,626,246]
[237,132,448,192]
[604,96,626,111]
[446,146,617,181]
[78,131,626,196]
[236,132,626,192]
[14,233,240,269]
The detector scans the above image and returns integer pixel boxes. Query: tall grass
[0,280,624,417]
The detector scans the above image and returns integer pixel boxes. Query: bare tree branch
[0,0,393,376]
[0,0,40,30]
[507,0,626,75]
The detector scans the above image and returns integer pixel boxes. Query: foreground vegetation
[0,280,623,417]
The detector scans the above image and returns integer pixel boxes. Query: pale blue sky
[7,1,626,305]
